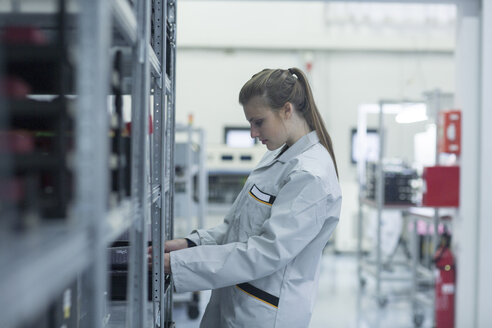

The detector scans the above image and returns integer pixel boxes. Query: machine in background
[173,124,207,319]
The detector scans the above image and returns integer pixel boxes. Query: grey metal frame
[0,0,176,327]
[77,1,112,326]
[126,0,152,326]
[151,0,167,327]
[159,1,178,327]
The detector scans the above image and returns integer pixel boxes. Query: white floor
[108,248,434,327]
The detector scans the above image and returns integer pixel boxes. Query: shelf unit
[356,91,456,325]
[356,99,424,307]
[0,0,177,327]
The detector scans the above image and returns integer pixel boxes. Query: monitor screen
[351,128,379,164]
[224,127,256,148]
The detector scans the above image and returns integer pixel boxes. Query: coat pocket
[231,283,278,325]
[248,184,276,206]
[239,184,275,236]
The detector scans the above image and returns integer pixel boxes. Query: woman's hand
[148,238,189,273]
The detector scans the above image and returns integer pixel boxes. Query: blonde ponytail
[288,68,339,178]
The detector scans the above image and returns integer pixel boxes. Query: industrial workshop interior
[0,0,491,327]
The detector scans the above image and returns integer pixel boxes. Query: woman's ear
[282,102,293,119]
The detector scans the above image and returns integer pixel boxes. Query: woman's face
[243,97,288,151]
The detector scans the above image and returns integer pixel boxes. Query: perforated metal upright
[149,0,178,327]
[162,1,178,326]
[151,0,167,327]
[126,0,177,327]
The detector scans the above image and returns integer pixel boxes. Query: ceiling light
[395,103,428,124]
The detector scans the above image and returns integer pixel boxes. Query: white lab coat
[171,131,342,328]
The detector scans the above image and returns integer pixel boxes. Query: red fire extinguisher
[434,232,455,328]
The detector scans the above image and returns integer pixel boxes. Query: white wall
[177,1,455,51]
[175,50,304,143]
[176,50,454,157]
[176,1,456,252]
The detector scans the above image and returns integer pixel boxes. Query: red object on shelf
[0,76,31,98]
[0,131,35,153]
[438,109,461,155]
[1,26,48,44]
[422,166,459,207]
[0,178,24,202]
[124,115,153,135]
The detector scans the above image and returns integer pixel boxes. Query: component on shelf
[1,24,74,95]
[48,280,79,328]
[110,50,131,200]
[108,244,168,301]
[16,279,79,328]
[111,136,131,198]
[1,26,48,45]
[0,130,35,153]
[422,166,459,207]
[365,162,418,205]
[110,270,157,301]
[5,98,71,130]
[438,109,461,155]
[124,115,154,135]
[0,24,75,224]
[0,76,31,98]
[0,177,25,202]
[4,45,74,94]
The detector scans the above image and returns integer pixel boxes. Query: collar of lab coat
[256,131,319,170]
[276,130,319,163]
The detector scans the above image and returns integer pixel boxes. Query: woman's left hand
[148,248,172,274]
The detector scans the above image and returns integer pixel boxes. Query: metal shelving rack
[356,91,456,324]
[356,100,422,307]
[150,1,178,327]
[0,0,177,327]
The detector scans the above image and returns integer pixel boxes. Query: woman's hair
[239,68,339,178]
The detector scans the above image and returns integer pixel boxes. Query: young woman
[163,68,341,327]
